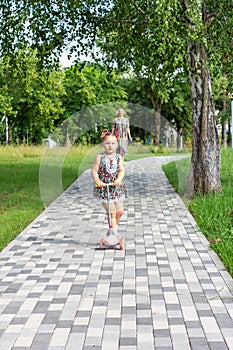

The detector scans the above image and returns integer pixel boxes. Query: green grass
[0,145,93,251]
[162,148,233,277]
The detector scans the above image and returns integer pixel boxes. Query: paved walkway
[0,156,232,350]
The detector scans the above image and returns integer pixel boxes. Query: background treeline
[0,47,232,147]
[1,0,233,196]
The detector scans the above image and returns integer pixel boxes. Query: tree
[1,1,184,144]
[2,1,233,195]
[0,0,72,66]
[0,47,65,144]
[68,0,233,195]
[179,1,220,195]
[211,74,231,148]
[59,62,127,145]
[62,62,127,119]
[118,74,192,149]
[94,2,186,145]
[162,72,192,151]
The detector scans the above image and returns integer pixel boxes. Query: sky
[59,40,99,68]
[59,50,77,68]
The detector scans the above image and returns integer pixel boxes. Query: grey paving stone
[137,317,153,325]
[42,311,62,324]
[119,337,137,346]
[32,301,50,314]
[71,325,87,333]
[168,318,185,325]
[209,342,229,350]
[189,337,212,349]
[56,320,73,328]
[10,317,28,325]
[0,156,232,350]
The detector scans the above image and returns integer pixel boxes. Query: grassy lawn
[162,148,233,277]
[0,142,172,251]
[0,145,90,250]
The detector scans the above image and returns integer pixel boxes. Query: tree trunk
[228,119,232,146]
[222,99,227,148]
[177,127,183,152]
[222,122,227,148]
[154,109,161,145]
[150,97,161,145]
[144,84,162,145]
[6,117,13,145]
[185,42,221,196]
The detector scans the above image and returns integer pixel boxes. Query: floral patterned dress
[93,153,127,203]
[112,116,130,156]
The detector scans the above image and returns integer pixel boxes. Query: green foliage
[52,62,128,145]
[119,75,154,108]
[161,71,192,138]
[0,0,72,65]
[1,1,232,81]
[62,62,127,119]
[0,47,65,144]
[0,0,232,154]
[65,1,232,170]
[94,1,188,112]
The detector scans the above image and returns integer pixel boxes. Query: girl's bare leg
[115,201,124,225]
[102,203,117,228]
[101,202,120,245]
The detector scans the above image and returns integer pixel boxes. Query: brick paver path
[0,156,232,350]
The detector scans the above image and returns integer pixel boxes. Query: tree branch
[180,0,189,12]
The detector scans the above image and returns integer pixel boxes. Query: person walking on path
[112,108,132,160]
[91,129,127,245]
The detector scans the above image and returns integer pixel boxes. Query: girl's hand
[112,180,121,186]
[95,180,106,188]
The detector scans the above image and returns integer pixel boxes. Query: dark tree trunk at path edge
[186,42,221,196]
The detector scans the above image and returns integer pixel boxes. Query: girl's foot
[99,232,123,249]
[104,234,119,246]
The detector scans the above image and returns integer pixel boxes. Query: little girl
[92,129,126,246]
[112,108,132,161]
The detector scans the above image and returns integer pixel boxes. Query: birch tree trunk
[186,42,221,196]
[6,117,13,145]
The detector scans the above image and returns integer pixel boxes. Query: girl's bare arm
[127,127,132,141]
[91,155,105,187]
[113,158,125,185]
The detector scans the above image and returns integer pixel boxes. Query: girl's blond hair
[100,129,116,140]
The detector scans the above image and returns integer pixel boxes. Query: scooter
[99,183,123,250]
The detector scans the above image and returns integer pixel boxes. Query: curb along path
[0,156,232,350]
